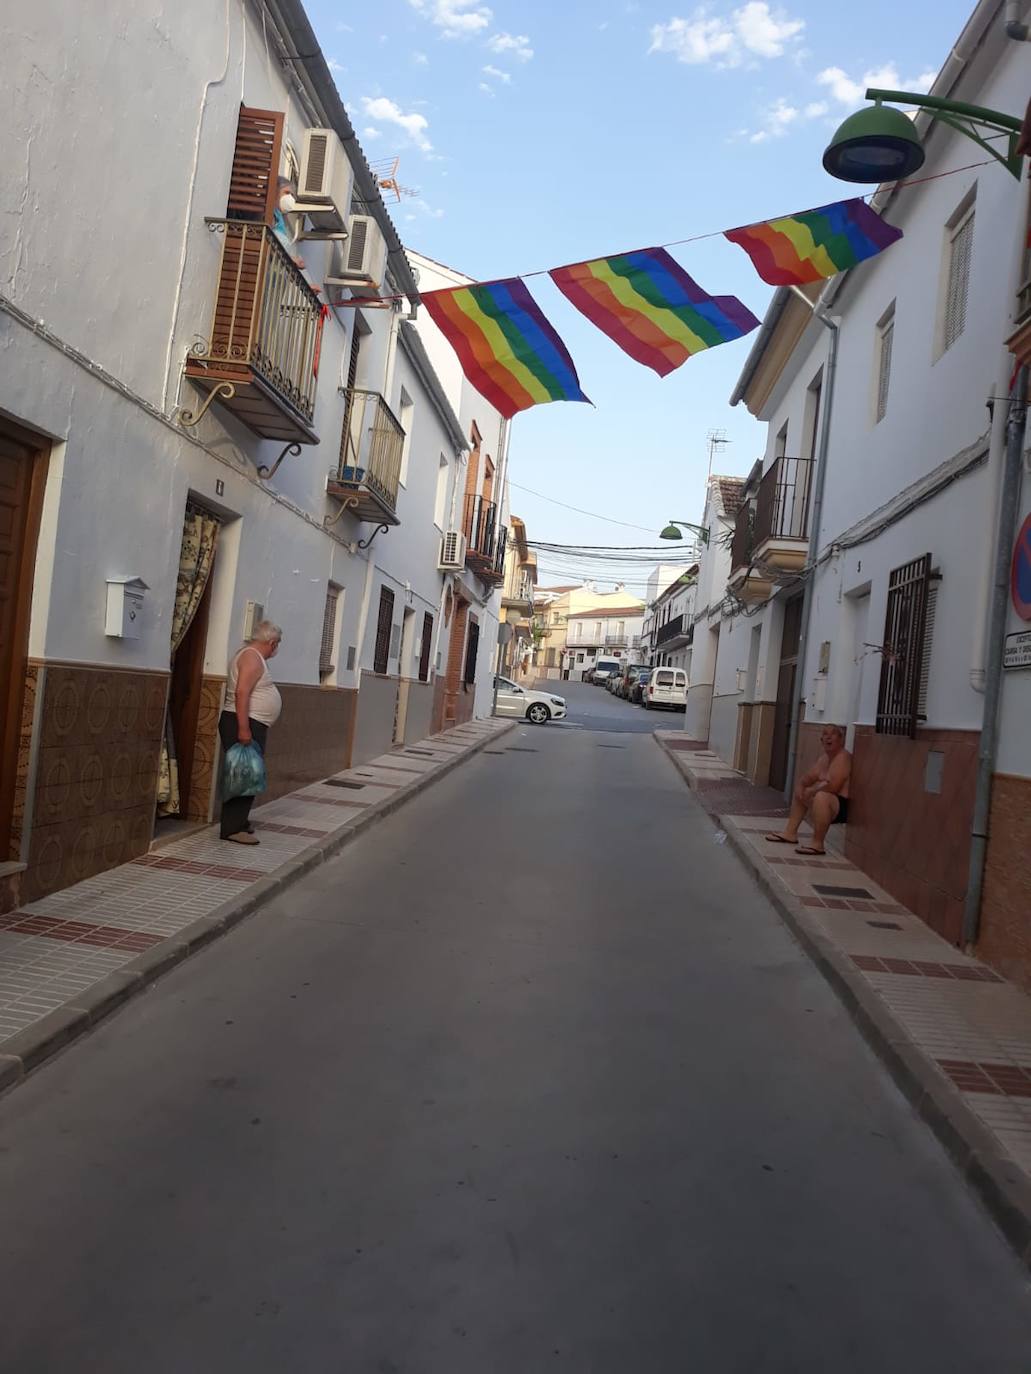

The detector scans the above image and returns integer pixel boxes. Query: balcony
[463,496,505,585]
[604,631,640,647]
[326,388,404,525]
[184,219,323,444]
[655,615,693,649]
[1007,274,1031,366]
[753,455,813,572]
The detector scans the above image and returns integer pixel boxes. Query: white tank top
[225,646,282,726]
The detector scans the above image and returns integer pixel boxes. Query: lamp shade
[659,523,683,541]
[822,105,926,183]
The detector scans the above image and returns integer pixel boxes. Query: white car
[494,677,567,724]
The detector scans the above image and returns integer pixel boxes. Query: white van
[646,667,687,711]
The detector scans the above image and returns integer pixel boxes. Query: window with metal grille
[373,586,394,675]
[319,583,341,682]
[943,209,974,353]
[464,617,480,686]
[418,612,433,681]
[875,306,894,423]
[875,554,933,737]
[916,575,940,721]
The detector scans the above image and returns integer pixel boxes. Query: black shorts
[832,796,849,825]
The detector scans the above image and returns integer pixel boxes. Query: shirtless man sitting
[765,724,851,856]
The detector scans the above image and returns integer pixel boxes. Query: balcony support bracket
[357,522,392,551]
[257,442,302,482]
[179,382,236,429]
[323,493,362,530]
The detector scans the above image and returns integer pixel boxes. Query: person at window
[219,621,283,845]
[765,724,851,856]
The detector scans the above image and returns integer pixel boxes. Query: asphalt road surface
[2,681,1031,1372]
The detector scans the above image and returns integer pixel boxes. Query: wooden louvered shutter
[227,106,285,224]
[374,587,394,675]
[418,613,433,681]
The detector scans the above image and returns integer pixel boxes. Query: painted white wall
[1,0,463,716]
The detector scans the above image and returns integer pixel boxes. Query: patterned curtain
[156,507,220,816]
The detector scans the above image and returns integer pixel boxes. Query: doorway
[155,501,221,832]
[0,420,48,861]
[393,605,417,744]
[769,595,803,792]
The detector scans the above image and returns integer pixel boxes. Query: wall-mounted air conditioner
[325,214,388,290]
[438,530,467,570]
[295,127,354,234]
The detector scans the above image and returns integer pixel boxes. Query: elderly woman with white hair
[218,620,283,845]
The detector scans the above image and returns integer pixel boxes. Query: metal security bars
[876,554,934,737]
[756,456,814,544]
[338,389,405,514]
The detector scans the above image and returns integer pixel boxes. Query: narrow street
[2,684,1031,1372]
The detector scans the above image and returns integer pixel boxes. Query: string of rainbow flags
[418,197,902,418]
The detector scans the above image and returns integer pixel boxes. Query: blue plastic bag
[222,742,267,800]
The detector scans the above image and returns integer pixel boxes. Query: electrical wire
[507,480,657,533]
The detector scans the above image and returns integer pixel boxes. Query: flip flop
[764,833,795,844]
[795,846,826,856]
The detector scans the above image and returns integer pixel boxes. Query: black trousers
[218,712,268,838]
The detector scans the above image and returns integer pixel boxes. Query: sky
[306,0,973,595]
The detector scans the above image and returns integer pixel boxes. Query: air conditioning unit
[438,530,467,570]
[326,214,388,289]
[296,128,354,234]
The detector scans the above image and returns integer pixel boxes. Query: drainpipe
[962,364,1028,947]
[784,295,839,800]
[971,351,1017,690]
[1005,0,1030,40]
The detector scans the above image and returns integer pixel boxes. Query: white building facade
[0,0,506,909]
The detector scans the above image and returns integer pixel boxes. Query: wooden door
[0,423,47,857]
[769,595,802,793]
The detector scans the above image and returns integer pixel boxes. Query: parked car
[645,667,688,711]
[615,664,649,700]
[592,657,622,685]
[494,676,567,724]
[630,669,652,704]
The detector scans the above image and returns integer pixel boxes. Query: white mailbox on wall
[105,576,149,639]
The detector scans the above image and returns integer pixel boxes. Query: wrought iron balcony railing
[327,388,404,524]
[655,614,685,646]
[755,455,814,546]
[184,219,323,444]
[730,506,753,573]
[463,496,505,583]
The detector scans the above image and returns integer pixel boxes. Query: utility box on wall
[105,577,149,639]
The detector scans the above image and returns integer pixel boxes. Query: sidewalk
[0,717,512,1089]
[656,731,1031,1265]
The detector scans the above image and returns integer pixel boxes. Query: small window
[433,454,449,529]
[875,554,934,737]
[942,205,974,353]
[319,582,342,682]
[373,586,394,675]
[398,389,414,487]
[875,304,895,424]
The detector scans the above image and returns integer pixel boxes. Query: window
[319,583,342,682]
[615,621,625,640]
[418,612,434,682]
[464,617,480,685]
[373,586,394,675]
[433,454,448,529]
[398,389,414,487]
[572,622,583,642]
[874,304,895,424]
[942,205,974,353]
[875,554,935,737]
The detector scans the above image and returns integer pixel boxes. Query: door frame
[769,594,803,793]
[0,418,50,859]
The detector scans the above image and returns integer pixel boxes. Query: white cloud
[327,58,345,74]
[817,62,937,106]
[413,51,429,64]
[362,126,381,140]
[744,94,827,143]
[487,32,534,61]
[649,2,804,68]
[804,100,828,118]
[478,81,495,95]
[360,96,433,152]
[408,0,492,38]
[482,63,511,83]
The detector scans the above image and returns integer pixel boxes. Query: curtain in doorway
[156,507,219,816]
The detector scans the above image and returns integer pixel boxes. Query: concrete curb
[0,722,514,1095]
[653,732,1031,1269]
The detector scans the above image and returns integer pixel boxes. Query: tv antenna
[706,428,730,479]
[369,156,419,204]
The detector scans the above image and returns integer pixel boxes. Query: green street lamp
[823,87,1025,184]
[660,520,709,544]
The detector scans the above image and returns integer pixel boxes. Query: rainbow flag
[549,249,759,377]
[420,278,589,418]
[724,198,903,287]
